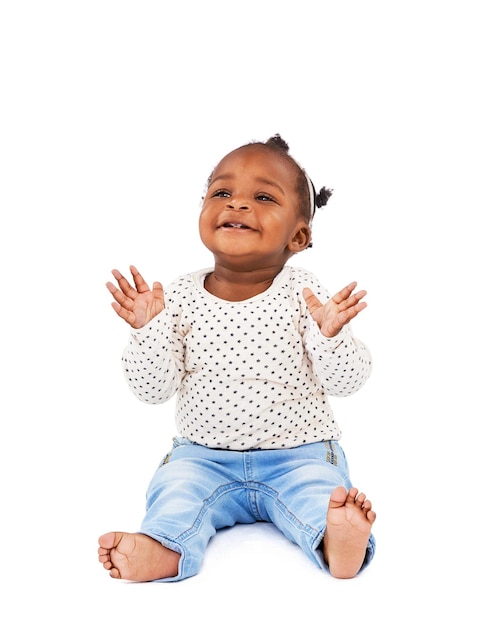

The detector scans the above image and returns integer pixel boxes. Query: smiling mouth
[221,222,252,229]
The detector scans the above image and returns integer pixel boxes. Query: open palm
[303,281,367,338]
[106,265,165,329]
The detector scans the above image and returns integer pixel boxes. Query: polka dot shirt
[122,266,372,450]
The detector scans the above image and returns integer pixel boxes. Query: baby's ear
[289,225,312,252]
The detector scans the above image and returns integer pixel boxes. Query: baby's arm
[107,266,183,403]
[303,281,372,396]
[122,312,184,404]
[106,265,165,329]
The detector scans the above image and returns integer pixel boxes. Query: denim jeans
[140,437,376,581]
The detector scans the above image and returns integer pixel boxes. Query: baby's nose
[228,198,250,210]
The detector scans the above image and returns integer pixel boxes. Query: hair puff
[315,186,333,209]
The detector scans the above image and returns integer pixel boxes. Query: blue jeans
[140,437,376,581]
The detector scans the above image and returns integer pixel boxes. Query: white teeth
[226,223,245,228]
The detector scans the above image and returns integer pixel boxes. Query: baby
[98,134,376,582]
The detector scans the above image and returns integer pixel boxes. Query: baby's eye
[212,189,231,198]
[256,194,275,202]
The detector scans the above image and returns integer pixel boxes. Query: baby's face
[199,145,310,270]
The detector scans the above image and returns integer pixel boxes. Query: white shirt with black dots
[122,265,372,450]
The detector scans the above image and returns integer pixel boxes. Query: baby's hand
[106,265,165,329]
[303,282,367,338]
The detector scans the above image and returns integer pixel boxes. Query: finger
[332,281,358,305]
[337,289,367,312]
[106,281,134,309]
[302,287,323,314]
[152,281,164,300]
[110,301,136,326]
[111,269,138,299]
[322,301,367,337]
[130,265,151,293]
[335,301,367,326]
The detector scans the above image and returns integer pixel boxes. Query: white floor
[3,397,493,625]
[10,509,493,625]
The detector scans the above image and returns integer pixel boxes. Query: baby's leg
[98,532,180,582]
[322,486,376,579]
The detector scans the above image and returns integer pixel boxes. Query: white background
[1,1,495,623]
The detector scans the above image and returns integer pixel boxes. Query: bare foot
[98,532,180,581]
[323,486,376,579]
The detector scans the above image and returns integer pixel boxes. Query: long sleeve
[122,307,185,404]
[304,320,372,397]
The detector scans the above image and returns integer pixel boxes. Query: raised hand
[106,265,165,329]
[303,282,367,338]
